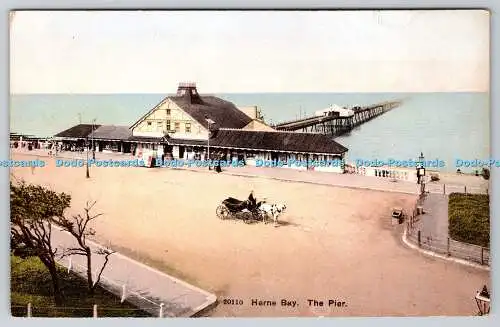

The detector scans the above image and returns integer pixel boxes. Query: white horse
[258,203,287,226]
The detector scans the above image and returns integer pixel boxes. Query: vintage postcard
[9,10,490,317]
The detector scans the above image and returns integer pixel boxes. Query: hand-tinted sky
[10,10,489,93]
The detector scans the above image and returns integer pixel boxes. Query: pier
[272,100,402,136]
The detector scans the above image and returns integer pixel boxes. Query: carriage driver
[248,190,257,209]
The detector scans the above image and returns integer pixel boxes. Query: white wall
[169,132,208,140]
[132,131,164,138]
[315,165,344,173]
[172,146,179,159]
[359,166,418,182]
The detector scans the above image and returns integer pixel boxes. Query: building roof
[53,123,348,155]
[169,95,252,130]
[129,84,252,130]
[209,129,348,155]
[54,124,101,139]
[165,136,207,146]
[92,125,132,140]
[242,119,276,132]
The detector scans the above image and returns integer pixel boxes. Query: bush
[448,193,490,248]
[430,173,440,182]
[482,168,490,180]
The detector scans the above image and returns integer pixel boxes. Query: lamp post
[475,285,490,316]
[416,152,426,195]
[86,138,90,179]
[205,116,215,170]
[92,118,96,160]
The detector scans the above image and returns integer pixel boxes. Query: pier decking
[272,100,401,136]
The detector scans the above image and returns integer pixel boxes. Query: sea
[10,92,490,173]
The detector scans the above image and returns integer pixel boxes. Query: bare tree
[54,201,115,294]
[10,180,71,305]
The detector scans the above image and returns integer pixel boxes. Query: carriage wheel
[243,213,254,224]
[216,205,229,220]
[242,213,252,224]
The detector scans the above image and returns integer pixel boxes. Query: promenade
[12,148,488,196]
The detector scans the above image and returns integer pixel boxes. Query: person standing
[215,153,222,173]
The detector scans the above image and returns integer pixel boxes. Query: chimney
[176,82,203,104]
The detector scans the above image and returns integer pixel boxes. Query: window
[166,120,171,131]
[185,122,191,133]
[147,121,152,126]
[166,109,171,115]
[175,122,180,132]
[157,122,163,131]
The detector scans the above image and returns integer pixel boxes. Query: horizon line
[10,91,490,95]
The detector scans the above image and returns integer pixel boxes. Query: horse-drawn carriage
[216,192,264,224]
[216,192,287,226]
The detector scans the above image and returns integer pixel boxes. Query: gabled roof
[54,124,100,139]
[209,129,348,155]
[169,95,252,129]
[92,125,132,140]
[242,119,275,131]
[129,98,169,130]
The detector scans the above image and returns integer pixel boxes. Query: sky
[10,10,490,94]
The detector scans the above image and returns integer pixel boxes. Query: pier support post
[443,184,446,195]
[481,248,484,265]
[93,304,98,318]
[418,231,421,247]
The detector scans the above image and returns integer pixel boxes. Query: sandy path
[10,154,490,317]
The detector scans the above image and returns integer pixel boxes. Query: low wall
[349,165,420,183]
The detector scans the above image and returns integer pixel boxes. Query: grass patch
[10,254,151,317]
[448,193,490,248]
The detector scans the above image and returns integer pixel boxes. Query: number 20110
[223,299,243,305]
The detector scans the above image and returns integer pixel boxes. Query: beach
[10,152,490,317]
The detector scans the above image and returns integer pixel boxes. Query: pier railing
[273,100,402,134]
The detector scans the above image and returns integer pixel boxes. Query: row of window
[146,120,192,133]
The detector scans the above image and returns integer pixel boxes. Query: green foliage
[10,180,71,224]
[448,193,490,248]
[10,255,150,317]
[482,168,490,180]
[10,180,72,305]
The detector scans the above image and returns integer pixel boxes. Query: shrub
[430,173,440,182]
[482,168,490,180]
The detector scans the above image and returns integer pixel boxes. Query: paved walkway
[51,227,216,317]
[407,193,490,267]
[418,194,450,240]
[12,149,488,196]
